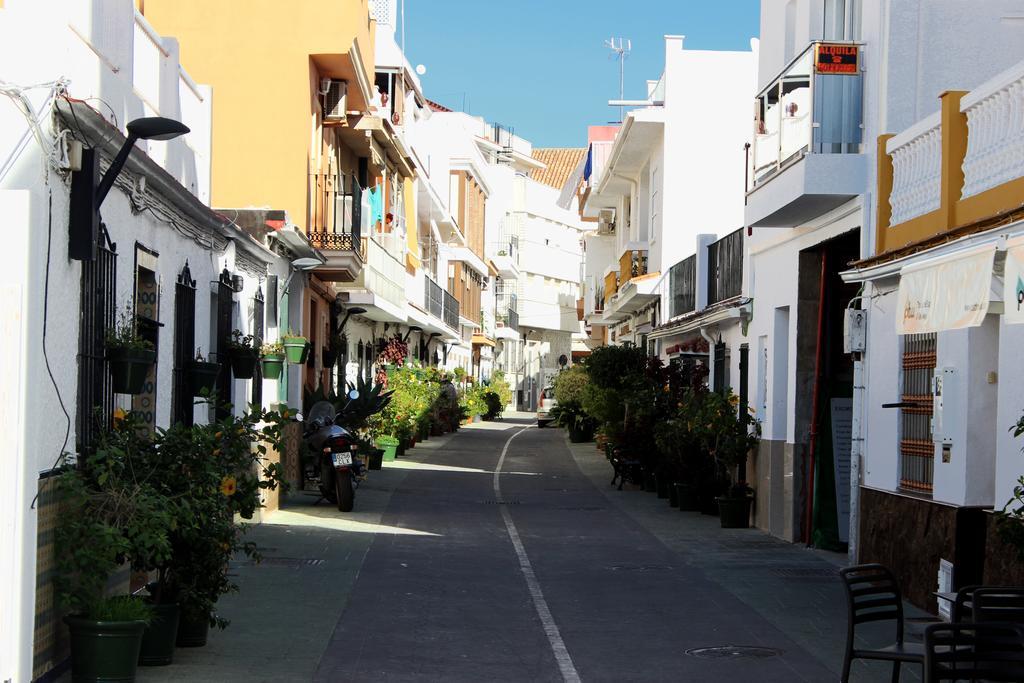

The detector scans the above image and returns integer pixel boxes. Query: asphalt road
[313,418,841,682]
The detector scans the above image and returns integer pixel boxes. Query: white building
[0,1,296,679]
[578,35,753,389]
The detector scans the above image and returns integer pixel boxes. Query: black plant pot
[175,611,209,648]
[656,475,670,499]
[676,483,700,512]
[65,615,146,683]
[139,602,180,666]
[367,448,384,471]
[322,348,338,368]
[699,489,721,515]
[108,347,156,395]
[186,361,220,396]
[717,496,753,529]
[643,470,657,493]
[230,352,258,379]
[668,482,680,508]
[301,342,312,366]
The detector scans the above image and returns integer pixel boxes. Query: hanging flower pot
[186,360,220,396]
[229,351,258,379]
[107,346,157,395]
[261,353,284,380]
[322,346,338,368]
[282,335,307,363]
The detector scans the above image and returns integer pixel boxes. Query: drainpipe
[846,290,867,564]
[699,326,716,389]
[804,251,828,546]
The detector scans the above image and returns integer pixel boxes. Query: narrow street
[141,417,914,683]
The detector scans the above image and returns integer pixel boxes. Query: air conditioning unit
[322,80,347,121]
[598,208,616,234]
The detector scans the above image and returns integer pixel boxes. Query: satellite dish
[415,64,427,76]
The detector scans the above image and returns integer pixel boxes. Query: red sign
[815,43,859,75]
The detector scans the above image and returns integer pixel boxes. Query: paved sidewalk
[564,434,929,682]
[134,431,458,683]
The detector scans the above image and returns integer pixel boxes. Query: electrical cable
[32,188,73,509]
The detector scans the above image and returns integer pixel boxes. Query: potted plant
[376,435,400,462]
[225,330,258,379]
[56,414,174,682]
[699,390,761,528]
[106,303,157,394]
[282,331,307,363]
[148,402,287,648]
[260,341,285,380]
[186,348,220,396]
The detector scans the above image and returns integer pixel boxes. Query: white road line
[494,427,581,683]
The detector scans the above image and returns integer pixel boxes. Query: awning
[471,334,496,347]
[896,245,997,334]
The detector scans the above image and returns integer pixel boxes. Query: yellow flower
[112,407,127,425]
[214,431,223,439]
[219,476,236,496]
[728,394,739,406]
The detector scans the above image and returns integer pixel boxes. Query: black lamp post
[339,306,367,333]
[70,116,190,260]
[403,325,422,343]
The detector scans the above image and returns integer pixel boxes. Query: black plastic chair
[840,563,923,683]
[951,585,981,623]
[923,622,1024,682]
[972,587,1024,624]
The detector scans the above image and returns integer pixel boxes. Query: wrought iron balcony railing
[706,229,743,306]
[443,290,459,331]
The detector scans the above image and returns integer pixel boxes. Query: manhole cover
[684,646,783,659]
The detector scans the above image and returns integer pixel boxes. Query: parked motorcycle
[303,393,361,512]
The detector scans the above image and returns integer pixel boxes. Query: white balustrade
[887,112,942,226]
[961,59,1024,199]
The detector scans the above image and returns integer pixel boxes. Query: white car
[537,386,557,428]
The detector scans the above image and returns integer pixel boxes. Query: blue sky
[402,0,761,148]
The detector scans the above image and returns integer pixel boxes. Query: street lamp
[70,116,190,260]
[339,306,367,333]
[403,325,422,343]
[278,256,323,306]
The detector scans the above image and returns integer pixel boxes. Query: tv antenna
[605,37,631,123]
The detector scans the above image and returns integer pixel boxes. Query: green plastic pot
[717,496,752,528]
[376,437,399,462]
[229,351,257,379]
[138,602,179,666]
[107,347,156,395]
[175,611,209,648]
[186,361,220,396]
[65,615,146,682]
[261,354,284,380]
[282,336,307,364]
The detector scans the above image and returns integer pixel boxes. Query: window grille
[900,332,936,493]
[251,285,264,408]
[215,269,234,420]
[172,262,196,426]
[76,225,117,455]
[669,255,696,317]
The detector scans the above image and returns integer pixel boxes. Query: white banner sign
[897,247,995,334]
[1003,243,1024,325]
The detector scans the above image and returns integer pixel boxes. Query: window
[77,226,117,455]
[172,263,197,426]
[900,333,936,493]
[132,244,160,433]
[251,286,264,408]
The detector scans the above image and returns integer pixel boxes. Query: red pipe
[804,250,828,546]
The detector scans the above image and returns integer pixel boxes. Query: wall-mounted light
[70,116,190,260]
[403,325,422,343]
[339,306,366,333]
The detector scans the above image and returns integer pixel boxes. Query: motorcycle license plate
[331,452,353,467]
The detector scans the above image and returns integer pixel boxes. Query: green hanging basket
[107,347,156,395]
[261,354,285,380]
[282,336,307,363]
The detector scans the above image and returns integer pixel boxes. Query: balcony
[603,247,657,320]
[604,270,619,299]
[443,290,460,331]
[874,59,1024,255]
[339,236,406,322]
[745,41,866,228]
[617,248,649,288]
[665,254,696,320]
[491,234,520,278]
[307,172,364,281]
[707,229,743,306]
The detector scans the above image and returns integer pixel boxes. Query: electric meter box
[932,367,959,445]
[843,308,867,353]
